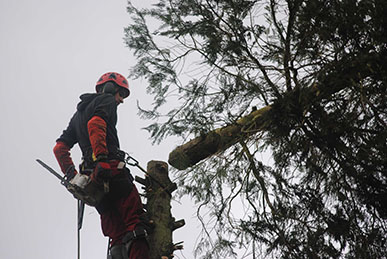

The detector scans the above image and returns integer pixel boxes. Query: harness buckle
[103,181,110,193]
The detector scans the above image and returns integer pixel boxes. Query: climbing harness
[107,226,149,259]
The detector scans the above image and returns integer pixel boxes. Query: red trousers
[100,185,150,259]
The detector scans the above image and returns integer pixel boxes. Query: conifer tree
[125,0,387,258]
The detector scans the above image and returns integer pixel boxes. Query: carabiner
[124,152,139,167]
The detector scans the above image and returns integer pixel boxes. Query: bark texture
[139,161,184,259]
[168,106,272,170]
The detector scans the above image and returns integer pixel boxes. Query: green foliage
[125,0,387,258]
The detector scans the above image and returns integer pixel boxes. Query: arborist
[53,72,150,259]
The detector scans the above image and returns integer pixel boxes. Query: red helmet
[96,72,130,98]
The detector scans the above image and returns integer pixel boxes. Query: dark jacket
[57,93,120,163]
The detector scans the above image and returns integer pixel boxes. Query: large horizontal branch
[168,52,382,170]
[168,106,272,170]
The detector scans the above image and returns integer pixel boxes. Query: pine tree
[125,0,387,258]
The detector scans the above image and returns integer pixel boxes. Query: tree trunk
[136,161,184,259]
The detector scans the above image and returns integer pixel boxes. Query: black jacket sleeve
[56,113,78,148]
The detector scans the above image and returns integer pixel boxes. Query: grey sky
[0,1,198,258]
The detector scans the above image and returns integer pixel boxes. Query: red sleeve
[87,115,108,159]
[53,141,75,174]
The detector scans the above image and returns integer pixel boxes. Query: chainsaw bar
[36,159,69,186]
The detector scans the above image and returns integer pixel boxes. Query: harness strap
[122,227,148,243]
[107,227,148,259]
[123,226,148,258]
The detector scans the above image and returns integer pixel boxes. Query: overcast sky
[0,1,199,258]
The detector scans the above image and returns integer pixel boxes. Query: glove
[91,161,112,184]
[62,165,78,184]
[64,166,77,182]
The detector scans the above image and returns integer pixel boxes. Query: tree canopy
[124,0,387,258]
